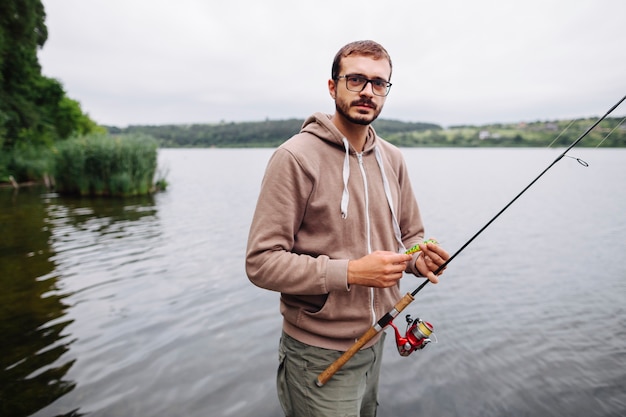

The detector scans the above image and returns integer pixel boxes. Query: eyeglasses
[336,74,392,97]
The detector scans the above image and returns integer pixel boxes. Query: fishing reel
[389,315,435,357]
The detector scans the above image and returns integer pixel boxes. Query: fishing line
[594,115,626,148]
[546,118,589,166]
[563,155,589,167]
[546,118,577,148]
[547,114,626,165]
[410,93,626,298]
[316,93,626,387]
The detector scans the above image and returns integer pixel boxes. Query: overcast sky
[38,0,626,128]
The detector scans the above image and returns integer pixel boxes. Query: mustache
[351,99,377,110]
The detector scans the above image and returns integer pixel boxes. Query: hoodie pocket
[296,287,371,340]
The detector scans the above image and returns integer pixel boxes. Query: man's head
[331,40,393,82]
[329,40,392,126]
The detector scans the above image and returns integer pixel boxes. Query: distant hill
[105,117,626,148]
[105,118,442,148]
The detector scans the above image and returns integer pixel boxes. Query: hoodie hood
[300,112,378,153]
[299,112,405,252]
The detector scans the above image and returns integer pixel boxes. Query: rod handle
[315,293,415,387]
[393,292,415,313]
[315,326,379,387]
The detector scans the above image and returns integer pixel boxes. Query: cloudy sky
[39,0,626,128]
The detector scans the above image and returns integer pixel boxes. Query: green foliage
[107,118,443,148]
[108,117,625,149]
[373,119,441,135]
[0,0,105,184]
[53,134,161,197]
[113,119,306,148]
[0,151,10,182]
[0,0,101,145]
[6,143,54,182]
[384,117,626,148]
[55,96,105,138]
[1,0,50,148]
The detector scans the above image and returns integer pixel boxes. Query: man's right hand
[347,251,412,288]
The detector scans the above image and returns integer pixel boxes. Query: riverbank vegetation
[54,134,164,197]
[388,117,626,147]
[108,116,626,148]
[0,0,165,195]
[1,1,99,183]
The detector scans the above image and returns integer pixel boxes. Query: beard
[335,96,383,126]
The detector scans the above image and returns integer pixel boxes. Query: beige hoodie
[246,112,426,351]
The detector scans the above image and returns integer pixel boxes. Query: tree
[0,0,48,148]
[0,0,99,152]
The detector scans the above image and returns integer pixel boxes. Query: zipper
[356,152,376,326]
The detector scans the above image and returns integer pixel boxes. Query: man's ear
[328,78,337,99]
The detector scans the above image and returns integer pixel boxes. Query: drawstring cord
[374,146,406,253]
[340,138,405,252]
[340,138,351,219]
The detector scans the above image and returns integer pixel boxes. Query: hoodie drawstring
[341,138,351,219]
[374,146,406,253]
[340,139,405,253]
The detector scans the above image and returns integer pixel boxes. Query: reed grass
[3,145,54,183]
[54,133,163,196]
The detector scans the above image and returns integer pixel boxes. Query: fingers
[420,240,449,257]
[380,252,411,279]
[416,239,451,283]
[421,254,441,283]
[380,252,411,286]
[425,272,439,284]
[419,241,450,267]
[348,251,411,288]
[389,252,412,265]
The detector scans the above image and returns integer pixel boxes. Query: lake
[1,147,625,417]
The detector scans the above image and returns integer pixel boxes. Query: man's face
[330,55,391,126]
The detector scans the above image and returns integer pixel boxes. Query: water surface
[1,148,625,416]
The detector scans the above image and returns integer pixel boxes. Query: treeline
[1,1,163,196]
[0,0,102,183]
[106,117,626,148]
[387,117,626,148]
[106,119,442,148]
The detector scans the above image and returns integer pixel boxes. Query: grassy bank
[53,133,166,196]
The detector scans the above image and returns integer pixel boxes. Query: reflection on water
[1,187,77,416]
[1,186,158,416]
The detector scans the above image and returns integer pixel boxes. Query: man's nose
[360,81,375,96]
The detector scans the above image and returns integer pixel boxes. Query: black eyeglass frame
[335,74,392,97]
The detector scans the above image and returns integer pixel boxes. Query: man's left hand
[415,239,450,283]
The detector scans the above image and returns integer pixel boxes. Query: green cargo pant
[277,331,385,417]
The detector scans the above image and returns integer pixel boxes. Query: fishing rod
[316,94,626,387]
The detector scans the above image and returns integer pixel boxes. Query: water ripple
[11,148,625,417]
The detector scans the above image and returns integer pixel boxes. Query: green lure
[405,239,438,255]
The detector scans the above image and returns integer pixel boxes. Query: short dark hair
[331,40,392,81]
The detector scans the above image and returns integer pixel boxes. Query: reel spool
[389,315,435,356]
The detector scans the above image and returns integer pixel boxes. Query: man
[246,40,449,417]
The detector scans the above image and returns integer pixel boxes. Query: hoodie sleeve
[245,147,349,295]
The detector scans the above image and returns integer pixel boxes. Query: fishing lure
[405,239,439,255]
